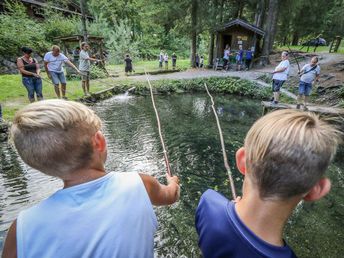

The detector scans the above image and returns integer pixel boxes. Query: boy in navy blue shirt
[196,109,341,258]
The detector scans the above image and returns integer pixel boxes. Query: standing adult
[296,57,320,110]
[195,53,200,68]
[245,48,253,70]
[17,47,43,103]
[44,45,80,99]
[79,42,99,96]
[271,51,290,105]
[159,51,164,68]
[172,53,177,69]
[164,53,169,69]
[223,45,230,70]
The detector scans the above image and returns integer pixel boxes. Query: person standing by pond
[44,45,80,99]
[172,53,177,69]
[3,99,180,258]
[17,47,43,103]
[124,54,133,76]
[296,56,320,111]
[164,53,169,69]
[196,109,340,258]
[159,50,164,68]
[195,53,200,68]
[223,45,230,70]
[271,51,290,105]
[79,42,99,96]
[245,48,253,70]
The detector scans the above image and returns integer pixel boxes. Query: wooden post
[80,0,88,42]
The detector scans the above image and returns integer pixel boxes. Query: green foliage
[0,1,47,57]
[123,77,270,99]
[90,65,108,79]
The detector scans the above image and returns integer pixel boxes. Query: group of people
[16,42,100,103]
[222,44,254,71]
[159,51,177,69]
[271,51,320,110]
[3,96,340,257]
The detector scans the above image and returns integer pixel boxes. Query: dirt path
[106,52,344,101]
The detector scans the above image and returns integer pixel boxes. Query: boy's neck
[62,168,106,188]
[235,186,300,246]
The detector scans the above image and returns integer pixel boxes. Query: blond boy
[3,100,179,258]
[196,109,341,258]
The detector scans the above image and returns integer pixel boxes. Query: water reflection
[0,94,343,257]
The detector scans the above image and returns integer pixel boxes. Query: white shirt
[44,52,68,73]
[79,50,90,71]
[272,59,290,81]
[300,64,320,83]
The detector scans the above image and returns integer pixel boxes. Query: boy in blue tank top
[196,109,341,258]
[3,100,180,258]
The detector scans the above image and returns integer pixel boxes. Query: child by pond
[196,109,341,258]
[124,54,134,76]
[2,100,180,258]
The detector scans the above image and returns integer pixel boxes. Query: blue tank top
[17,172,158,258]
[196,189,298,258]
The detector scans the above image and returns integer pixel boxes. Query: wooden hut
[211,19,264,65]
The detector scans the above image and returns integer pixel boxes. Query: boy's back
[18,172,157,258]
[196,190,297,258]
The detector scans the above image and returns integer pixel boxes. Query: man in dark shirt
[172,53,177,69]
[196,109,340,258]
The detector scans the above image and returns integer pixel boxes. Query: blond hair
[244,109,341,200]
[52,45,60,51]
[10,100,101,178]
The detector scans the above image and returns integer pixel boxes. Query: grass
[277,44,344,54]
[0,59,192,120]
[0,74,112,120]
[106,59,191,76]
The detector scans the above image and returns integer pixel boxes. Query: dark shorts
[80,71,90,81]
[125,66,133,73]
[272,79,285,92]
[299,81,312,96]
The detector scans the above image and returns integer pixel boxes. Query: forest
[0,0,343,65]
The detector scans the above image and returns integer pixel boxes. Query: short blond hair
[10,100,101,178]
[52,45,60,51]
[244,109,341,200]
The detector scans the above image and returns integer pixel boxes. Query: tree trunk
[254,0,265,28]
[292,32,299,45]
[190,0,198,67]
[208,33,215,66]
[268,3,279,51]
[219,0,224,22]
[261,0,279,65]
[79,0,88,42]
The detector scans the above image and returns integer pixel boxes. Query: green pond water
[0,93,343,257]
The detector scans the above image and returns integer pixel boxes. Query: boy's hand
[140,173,180,206]
[166,173,179,185]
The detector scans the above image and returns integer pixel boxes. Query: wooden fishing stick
[204,83,237,199]
[145,71,172,176]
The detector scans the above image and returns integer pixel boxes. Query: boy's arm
[2,220,17,258]
[140,173,180,206]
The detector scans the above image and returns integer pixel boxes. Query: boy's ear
[303,178,331,202]
[235,147,246,175]
[92,131,106,153]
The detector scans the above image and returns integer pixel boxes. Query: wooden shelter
[211,19,265,65]
[53,35,107,75]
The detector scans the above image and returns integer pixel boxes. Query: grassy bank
[0,74,270,121]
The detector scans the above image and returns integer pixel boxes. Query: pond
[0,93,343,257]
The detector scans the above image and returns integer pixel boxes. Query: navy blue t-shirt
[195,190,298,258]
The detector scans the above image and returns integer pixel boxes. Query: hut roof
[216,18,265,36]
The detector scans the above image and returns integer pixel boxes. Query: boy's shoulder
[196,189,298,258]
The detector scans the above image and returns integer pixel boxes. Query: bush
[0,2,48,58]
